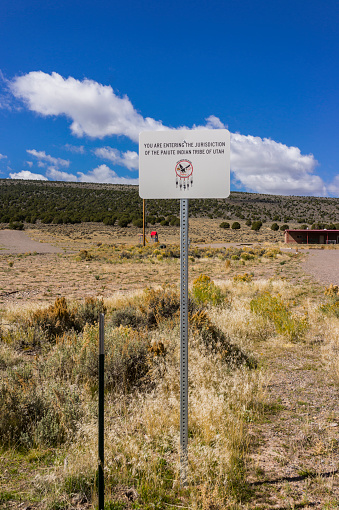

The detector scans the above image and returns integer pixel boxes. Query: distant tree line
[1,180,338,228]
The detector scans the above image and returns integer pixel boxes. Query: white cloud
[0,153,7,160]
[26,161,33,167]
[77,164,138,185]
[27,149,70,168]
[9,170,48,180]
[230,133,325,196]
[11,72,165,141]
[64,144,86,154]
[328,175,339,196]
[10,71,328,195]
[94,147,139,171]
[46,167,77,182]
[201,115,226,130]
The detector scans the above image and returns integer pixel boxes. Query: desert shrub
[28,297,106,341]
[0,364,82,447]
[250,292,308,341]
[263,248,280,258]
[132,218,143,228]
[324,284,339,297]
[147,215,156,225]
[320,301,339,318]
[74,324,151,391]
[251,221,262,231]
[2,324,46,351]
[138,287,180,328]
[74,297,106,330]
[110,306,144,329]
[219,221,230,229]
[240,252,254,261]
[231,221,241,230]
[119,250,132,259]
[233,273,253,283]
[192,274,225,306]
[271,223,279,231]
[169,216,180,226]
[280,224,289,231]
[245,219,252,226]
[77,249,93,261]
[29,297,76,340]
[320,285,339,318]
[9,221,24,230]
[118,216,131,228]
[103,215,116,226]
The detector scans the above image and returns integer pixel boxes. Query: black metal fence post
[98,313,105,509]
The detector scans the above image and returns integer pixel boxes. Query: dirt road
[0,229,63,254]
[302,249,339,286]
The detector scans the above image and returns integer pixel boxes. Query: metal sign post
[180,199,189,486]
[139,128,230,487]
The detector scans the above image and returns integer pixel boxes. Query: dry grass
[1,229,339,508]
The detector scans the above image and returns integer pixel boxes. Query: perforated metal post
[180,199,189,486]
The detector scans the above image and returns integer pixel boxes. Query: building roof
[286,229,339,233]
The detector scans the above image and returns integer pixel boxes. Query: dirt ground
[0,224,308,306]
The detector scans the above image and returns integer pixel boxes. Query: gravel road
[0,229,63,254]
[302,249,339,286]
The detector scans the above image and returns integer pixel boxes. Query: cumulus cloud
[46,167,77,182]
[94,147,139,171]
[0,153,7,160]
[77,164,138,185]
[9,170,48,180]
[27,149,70,168]
[10,71,328,195]
[230,133,325,196]
[11,72,165,142]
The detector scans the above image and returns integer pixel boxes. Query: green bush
[26,297,106,342]
[280,224,289,231]
[54,324,151,391]
[192,274,224,306]
[250,292,308,341]
[132,218,143,228]
[271,223,279,231]
[251,221,262,231]
[0,365,82,447]
[9,221,24,230]
[139,287,180,328]
[118,216,131,228]
[231,222,241,230]
[110,306,144,329]
[219,221,230,229]
[103,215,116,226]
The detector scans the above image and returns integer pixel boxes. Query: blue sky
[1,0,339,196]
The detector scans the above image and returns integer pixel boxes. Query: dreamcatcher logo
[175,160,193,190]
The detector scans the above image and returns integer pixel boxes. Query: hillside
[1,179,339,229]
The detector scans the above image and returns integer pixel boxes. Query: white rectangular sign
[139,129,230,199]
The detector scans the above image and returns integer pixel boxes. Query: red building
[285,229,339,245]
